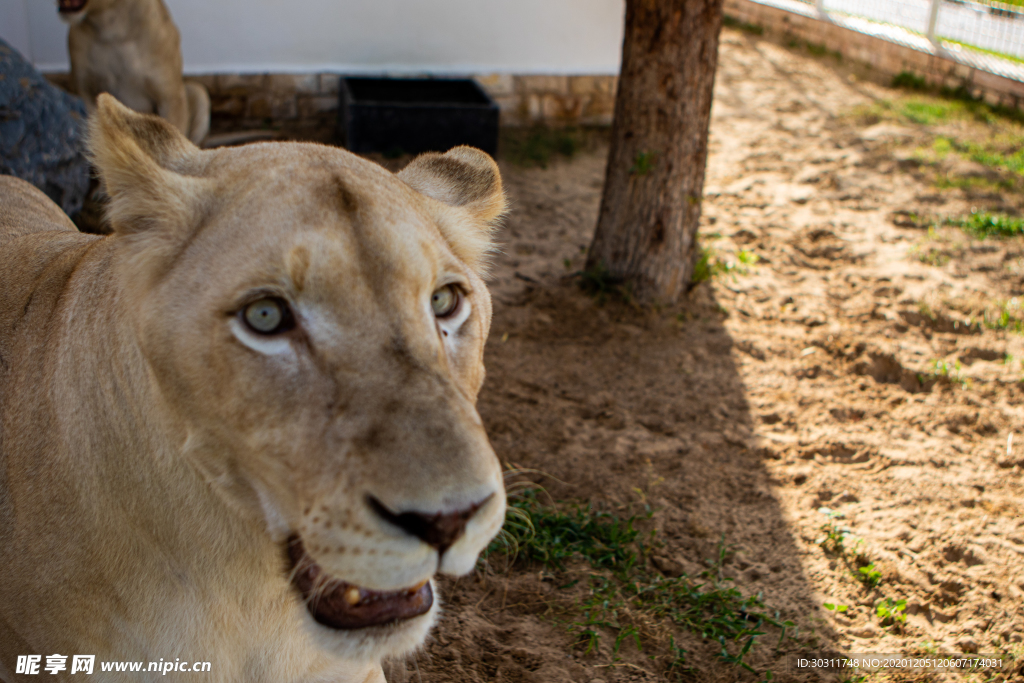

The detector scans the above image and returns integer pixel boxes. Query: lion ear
[89,93,208,235]
[398,146,506,274]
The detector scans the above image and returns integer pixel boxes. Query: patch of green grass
[631,544,793,675]
[892,71,928,91]
[940,38,1024,66]
[722,14,765,35]
[816,509,893,590]
[500,126,585,168]
[875,597,907,627]
[932,137,953,157]
[936,135,1024,175]
[691,245,758,285]
[490,489,645,575]
[691,246,719,285]
[925,358,969,387]
[907,124,1024,188]
[570,260,648,307]
[881,74,1024,125]
[933,173,1014,193]
[578,260,617,294]
[913,245,951,267]
[487,491,796,678]
[983,298,1024,333]
[787,38,841,61]
[876,95,987,125]
[891,209,935,229]
[948,210,1024,239]
[666,637,693,678]
[902,101,959,125]
[737,249,759,266]
[575,260,638,306]
[856,563,882,589]
[630,150,657,176]
[816,508,856,556]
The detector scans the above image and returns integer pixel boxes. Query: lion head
[89,94,507,665]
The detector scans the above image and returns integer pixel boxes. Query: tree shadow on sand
[387,277,843,682]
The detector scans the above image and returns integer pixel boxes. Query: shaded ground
[373,28,1024,683]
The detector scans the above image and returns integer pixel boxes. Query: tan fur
[61,0,210,144]
[0,95,507,682]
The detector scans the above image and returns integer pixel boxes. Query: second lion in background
[58,0,210,145]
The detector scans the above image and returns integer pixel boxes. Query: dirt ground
[366,28,1024,683]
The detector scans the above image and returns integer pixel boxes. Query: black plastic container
[337,77,499,156]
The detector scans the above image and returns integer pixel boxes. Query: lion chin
[0,94,507,682]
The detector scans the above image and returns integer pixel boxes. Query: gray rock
[0,38,90,217]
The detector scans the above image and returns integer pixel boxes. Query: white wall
[0,0,624,74]
[0,0,31,58]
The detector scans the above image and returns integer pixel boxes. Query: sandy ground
[368,29,1024,683]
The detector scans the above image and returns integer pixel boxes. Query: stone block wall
[476,74,617,126]
[199,72,618,128]
[44,71,617,129]
[185,73,339,123]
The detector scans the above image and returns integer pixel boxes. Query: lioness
[0,94,507,682]
[58,0,210,144]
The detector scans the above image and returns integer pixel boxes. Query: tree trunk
[586,0,725,304]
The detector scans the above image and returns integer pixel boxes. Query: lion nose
[368,494,493,554]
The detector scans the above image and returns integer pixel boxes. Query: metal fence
[801,0,1024,59]
[826,0,1024,58]
[756,0,1024,83]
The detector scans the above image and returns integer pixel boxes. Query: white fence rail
[753,0,1024,84]
[807,0,1024,59]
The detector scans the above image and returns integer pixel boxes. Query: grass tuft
[875,597,907,627]
[921,359,970,388]
[722,14,764,35]
[489,489,645,574]
[630,150,657,176]
[947,210,1024,239]
[691,245,717,285]
[876,74,1024,126]
[500,126,586,168]
[983,298,1024,333]
[574,260,639,306]
[891,71,928,91]
[486,490,797,678]
[691,242,758,285]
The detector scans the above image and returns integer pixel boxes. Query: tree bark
[586,0,725,304]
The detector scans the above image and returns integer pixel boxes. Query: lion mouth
[58,0,87,13]
[287,536,433,630]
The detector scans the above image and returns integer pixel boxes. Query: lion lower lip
[287,536,432,630]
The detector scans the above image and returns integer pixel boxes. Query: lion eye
[431,285,459,318]
[243,298,292,334]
